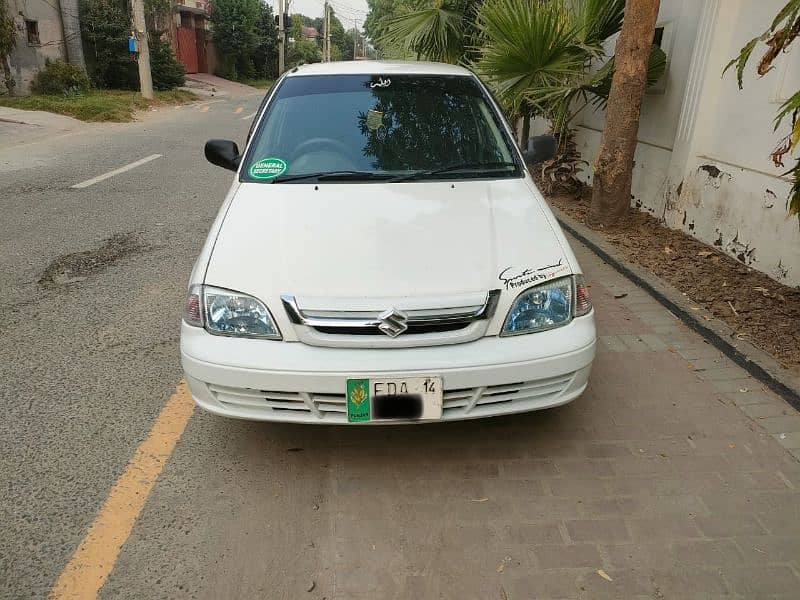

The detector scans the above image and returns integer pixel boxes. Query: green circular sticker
[249,157,288,180]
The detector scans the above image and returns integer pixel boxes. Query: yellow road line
[200,105,210,112]
[234,106,243,114]
[49,381,195,600]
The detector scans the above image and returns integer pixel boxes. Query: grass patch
[0,89,198,122]
[241,79,274,89]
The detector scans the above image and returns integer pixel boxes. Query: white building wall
[5,0,66,94]
[571,0,800,287]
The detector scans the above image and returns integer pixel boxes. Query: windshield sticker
[249,157,288,180]
[370,77,391,89]
[499,259,568,290]
[366,109,384,131]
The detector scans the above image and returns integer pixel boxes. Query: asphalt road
[0,94,263,598]
[3,93,800,600]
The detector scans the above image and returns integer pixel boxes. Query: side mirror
[522,135,557,165]
[205,139,241,171]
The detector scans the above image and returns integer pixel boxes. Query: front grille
[280,290,501,343]
[208,372,576,421]
[312,322,471,336]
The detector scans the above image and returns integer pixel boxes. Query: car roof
[285,60,475,78]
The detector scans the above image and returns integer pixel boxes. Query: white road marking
[241,112,257,120]
[71,154,163,189]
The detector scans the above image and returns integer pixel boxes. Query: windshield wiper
[389,161,518,183]
[269,171,394,183]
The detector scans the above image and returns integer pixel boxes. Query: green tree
[146,0,185,90]
[290,12,303,42]
[285,12,320,67]
[149,35,185,90]
[725,0,800,216]
[79,0,136,89]
[79,0,184,90]
[473,0,665,143]
[328,8,348,60]
[344,28,358,60]
[0,0,16,94]
[287,38,321,67]
[364,0,407,54]
[210,0,261,80]
[588,0,661,229]
[254,1,279,79]
[378,0,483,63]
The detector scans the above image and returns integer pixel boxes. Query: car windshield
[241,74,521,183]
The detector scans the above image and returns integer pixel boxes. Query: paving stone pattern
[324,238,800,599]
[100,235,800,600]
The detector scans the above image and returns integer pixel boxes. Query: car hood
[205,178,572,310]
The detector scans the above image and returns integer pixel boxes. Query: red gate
[177,27,198,74]
[196,25,208,74]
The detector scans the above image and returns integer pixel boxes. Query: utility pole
[322,2,327,62]
[278,0,285,74]
[327,4,332,62]
[131,0,153,99]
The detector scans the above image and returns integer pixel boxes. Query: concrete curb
[551,204,800,413]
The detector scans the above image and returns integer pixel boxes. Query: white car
[181,61,596,424]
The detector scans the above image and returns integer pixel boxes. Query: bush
[30,60,91,95]
[79,0,137,89]
[287,39,321,68]
[149,34,185,90]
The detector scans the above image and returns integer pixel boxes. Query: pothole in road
[39,232,145,287]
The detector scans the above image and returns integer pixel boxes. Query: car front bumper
[180,314,596,424]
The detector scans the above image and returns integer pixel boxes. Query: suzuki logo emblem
[377,308,408,337]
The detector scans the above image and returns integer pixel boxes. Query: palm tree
[379,0,483,64]
[378,0,665,147]
[472,0,665,143]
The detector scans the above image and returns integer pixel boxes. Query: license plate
[346,377,443,423]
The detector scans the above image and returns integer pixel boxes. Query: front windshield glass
[241,74,520,183]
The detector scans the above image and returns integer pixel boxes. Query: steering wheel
[290,137,352,163]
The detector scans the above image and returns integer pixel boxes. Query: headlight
[502,276,574,336]
[183,284,281,339]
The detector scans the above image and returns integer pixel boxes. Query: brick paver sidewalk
[327,236,800,599]
[104,233,800,599]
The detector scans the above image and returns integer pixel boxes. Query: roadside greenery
[725,0,800,216]
[379,0,482,63]
[210,0,279,81]
[78,0,184,90]
[376,0,665,136]
[241,78,274,89]
[253,2,279,80]
[298,10,352,62]
[374,0,665,202]
[370,0,666,225]
[0,89,196,121]
[0,0,15,94]
[210,0,261,80]
[30,60,91,95]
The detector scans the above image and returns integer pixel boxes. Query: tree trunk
[1,55,14,96]
[588,0,660,229]
[520,113,531,147]
[58,0,86,72]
